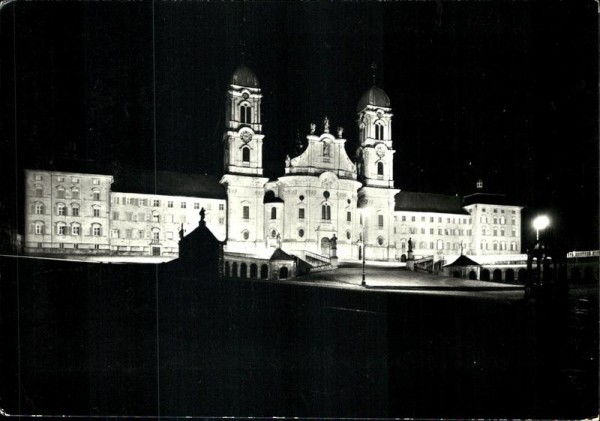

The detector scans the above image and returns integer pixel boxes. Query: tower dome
[356,85,391,112]
[230,65,260,88]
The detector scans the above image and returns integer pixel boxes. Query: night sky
[1,1,597,249]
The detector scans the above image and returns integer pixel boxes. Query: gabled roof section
[112,169,226,199]
[395,191,470,215]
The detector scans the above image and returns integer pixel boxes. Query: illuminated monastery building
[23,66,522,264]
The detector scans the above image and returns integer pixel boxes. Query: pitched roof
[462,192,519,207]
[444,255,481,267]
[394,191,470,215]
[112,169,226,199]
[270,248,294,261]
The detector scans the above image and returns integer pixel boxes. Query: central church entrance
[320,237,331,257]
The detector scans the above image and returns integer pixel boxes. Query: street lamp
[532,215,550,241]
[360,207,370,287]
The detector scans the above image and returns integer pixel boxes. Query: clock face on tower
[240,131,253,144]
[375,144,386,158]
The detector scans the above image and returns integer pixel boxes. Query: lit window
[92,178,100,185]
[34,175,42,181]
[72,177,79,183]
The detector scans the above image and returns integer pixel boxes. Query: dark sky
[1,1,598,249]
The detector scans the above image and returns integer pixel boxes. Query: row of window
[111,211,224,225]
[261,205,355,224]
[400,215,473,224]
[481,228,517,237]
[30,222,98,236]
[32,175,99,184]
[479,216,517,225]
[480,241,520,251]
[401,240,468,251]
[399,226,473,236]
[111,229,171,241]
[480,207,516,214]
[113,197,225,210]
[33,186,100,200]
[32,202,100,217]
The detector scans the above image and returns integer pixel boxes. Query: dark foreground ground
[0,256,597,418]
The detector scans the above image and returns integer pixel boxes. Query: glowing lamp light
[533,215,550,241]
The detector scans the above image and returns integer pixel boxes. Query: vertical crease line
[12,4,22,415]
[152,0,160,417]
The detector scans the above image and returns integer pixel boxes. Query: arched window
[34,202,44,215]
[57,222,67,235]
[322,141,330,157]
[232,262,238,278]
[242,230,249,240]
[260,264,269,279]
[271,207,277,220]
[377,161,384,176]
[240,104,251,124]
[375,122,384,140]
[57,203,67,216]
[242,147,250,163]
[91,224,102,237]
[71,204,80,216]
[321,203,331,221]
[71,223,81,236]
[152,229,160,241]
[34,222,44,235]
[240,263,248,278]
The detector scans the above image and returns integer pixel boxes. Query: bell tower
[223,65,265,176]
[220,66,269,256]
[356,85,395,188]
[356,81,400,262]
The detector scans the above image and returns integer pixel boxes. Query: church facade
[22,65,522,264]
